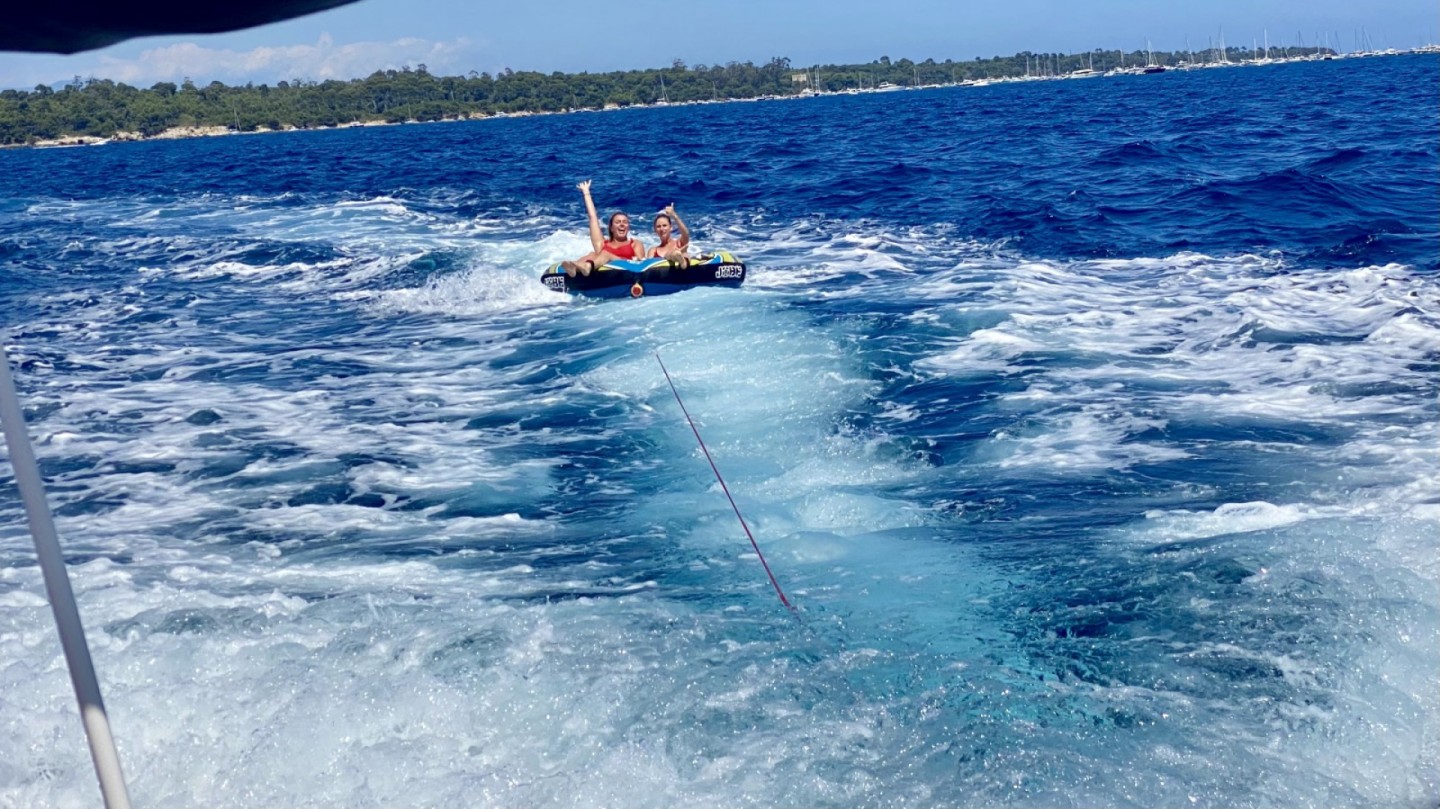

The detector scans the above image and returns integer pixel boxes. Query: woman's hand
[577,179,593,195]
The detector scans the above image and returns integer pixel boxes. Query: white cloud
[50,34,477,87]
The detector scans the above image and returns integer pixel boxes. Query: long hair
[653,212,676,244]
[607,212,629,241]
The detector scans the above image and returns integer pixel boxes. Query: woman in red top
[562,180,644,276]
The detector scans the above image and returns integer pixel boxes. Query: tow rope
[655,351,794,611]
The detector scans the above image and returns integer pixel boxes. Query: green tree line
[0,47,1333,145]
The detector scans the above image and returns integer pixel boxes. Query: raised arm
[578,180,604,252]
[665,204,691,249]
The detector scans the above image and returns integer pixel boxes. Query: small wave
[1093,139,1169,166]
[369,263,566,315]
[1173,167,1358,212]
[1305,147,1368,170]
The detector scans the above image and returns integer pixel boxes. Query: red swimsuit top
[605,239,639,260]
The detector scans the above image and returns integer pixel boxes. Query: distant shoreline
[13,118,468,149]
[6,47,1433,152]
[7,109,578,149]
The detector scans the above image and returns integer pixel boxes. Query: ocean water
[0,53,1437,808]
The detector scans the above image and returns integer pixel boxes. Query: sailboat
[1069,51,1099,77]
[1143,40,1167,73]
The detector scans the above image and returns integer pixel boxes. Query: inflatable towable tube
[540,252,746,298]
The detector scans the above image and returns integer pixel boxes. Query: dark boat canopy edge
[4,0,365,55]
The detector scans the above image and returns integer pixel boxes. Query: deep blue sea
[1,54,1437,808]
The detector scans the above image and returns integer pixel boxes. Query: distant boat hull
[540,252,746,298]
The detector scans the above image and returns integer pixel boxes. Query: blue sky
[1,0,1434,89]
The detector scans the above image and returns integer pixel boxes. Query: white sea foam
[368,231,584,315]
[1141,500,1315,541]
[2,201,1437,809]
[903,252,1439,496]
[987,408,1189,472]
